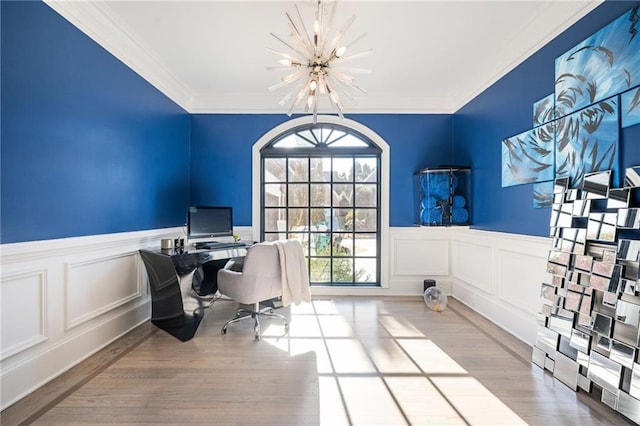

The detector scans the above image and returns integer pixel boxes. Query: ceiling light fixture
[267,0,372,123]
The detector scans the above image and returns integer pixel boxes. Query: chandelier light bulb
[267,0,371,121]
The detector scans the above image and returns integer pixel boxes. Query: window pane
[265,158,286,182]
[355,258,376,283]
[310,208,330,229]
[333,158,353,182]
[356,158,377,182]
[311,184,331,207]
[311,158,331,182]
[288,208,308,232]
[264,208,287,232]
[355,209,376,232]
[354,233,377,257]
[333,258,354,282]
[263,233,281,242]
[333,234,353,257]
[288,184,308,207]
[334,184,353,207]
[310,258,331,282]
[355,184,376,207]
[264,183,286,207]
[332,208,352,232]
[325,129,346,145]
[311,233,331,256]
[273,133,314,148]
[330,134,368,147]
[289,158,308,182]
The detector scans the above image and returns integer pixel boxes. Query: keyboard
[195,241,245,250]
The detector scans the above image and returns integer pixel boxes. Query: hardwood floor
[1,297,634,425]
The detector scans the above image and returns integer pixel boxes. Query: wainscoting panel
[392,238,449,276]
[451,239,493,293]
[451,228,550,345]
[497,248,548,314]
[65,252,141,330]
[0,269,47,360]
[0,228,180,410]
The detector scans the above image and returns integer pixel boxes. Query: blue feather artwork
[533,181,554,209]
[622,86,640,128]
[533,94,555,127]
[501,126,555,187]
[555,6,640,118]
[554,97,619,189]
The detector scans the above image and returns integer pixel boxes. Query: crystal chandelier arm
[286,12,314,58]
[344,33,368,51]
[324,80,345,118]
[335,67,372,75]
[294,4,314,52]
[287,78,313,116]
[328,14,356,55]
[265,48,306,66]
[332,49,373,65]
[328,69,368,95]
[327,75,358,106]
[318,0,337,56]
[268,69,310,91]
[270,33,309,62]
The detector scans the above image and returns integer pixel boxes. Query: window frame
[251,115,390,289]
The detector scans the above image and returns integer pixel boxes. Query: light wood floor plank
[2,297,635,425]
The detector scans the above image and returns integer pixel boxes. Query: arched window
[256,117,385,287]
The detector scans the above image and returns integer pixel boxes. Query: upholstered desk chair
[217,242,289,340]
[139,249,205,342]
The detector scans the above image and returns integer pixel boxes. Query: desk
[160,244,250,296]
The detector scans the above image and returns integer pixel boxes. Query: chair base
[221,302,289,341]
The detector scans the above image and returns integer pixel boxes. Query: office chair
[139,249,205,342]
[217,242,289,340]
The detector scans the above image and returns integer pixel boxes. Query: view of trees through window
[261,125,381,286]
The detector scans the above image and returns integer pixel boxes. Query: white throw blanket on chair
[274,239,311,306]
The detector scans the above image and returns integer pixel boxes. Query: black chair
[139,249,205,342]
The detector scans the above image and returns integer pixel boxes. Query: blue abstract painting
[502,126,554,187]
[533,181,554,209]
[622,86,640,128]
[555,6,640,118]
[555,97,619,189]
[533,94,555,127]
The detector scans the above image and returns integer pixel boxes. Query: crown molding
[44,0,193,112]
[189,92,456,114]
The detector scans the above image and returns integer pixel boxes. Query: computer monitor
[187,206,233,244]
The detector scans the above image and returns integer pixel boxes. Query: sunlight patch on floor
[384,377,466,425]
[339,377,407,425]
[431,377,528,425]
[263,300,527,425]
[397,339,468,375]
[378,315,425,337]
[364,339,421,374]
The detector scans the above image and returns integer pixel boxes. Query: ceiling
[45,0,602,114]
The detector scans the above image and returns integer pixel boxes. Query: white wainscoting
[0,227,183,410]
[0,225,551,409]
[450,228,551,346]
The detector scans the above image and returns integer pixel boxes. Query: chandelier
[267,0,372,122]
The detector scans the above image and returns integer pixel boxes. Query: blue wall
[190,114,453,227]
[4,0,640,243]
[1,1,190,243]
[454,1,640,237]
